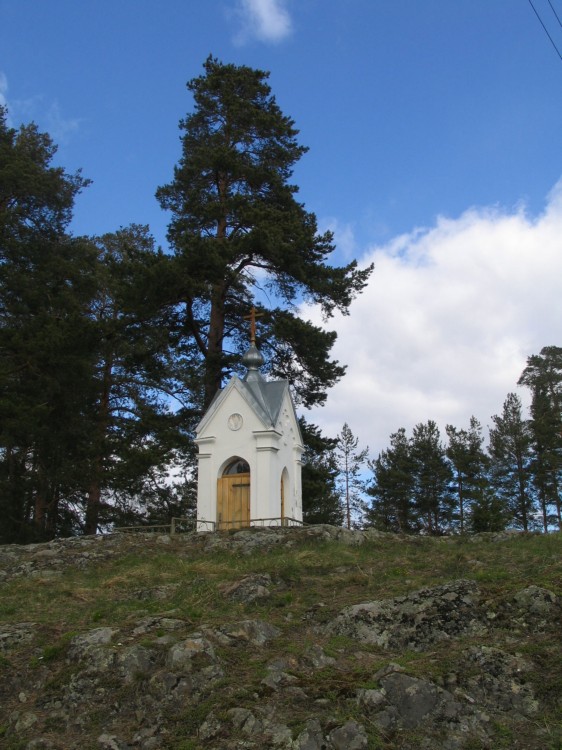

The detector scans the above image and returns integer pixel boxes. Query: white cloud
[321,218,358,261]
[45,101,81,144]
[304,183,562,458]
[232,0,293,44]
[0,86,81,144]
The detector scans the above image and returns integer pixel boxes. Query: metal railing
[114,516,305,535]
[214,516,305,531]
[172,517,214,534]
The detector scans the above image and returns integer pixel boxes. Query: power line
[547,0,562,29]
[528,0,562,61]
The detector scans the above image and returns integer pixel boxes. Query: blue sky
[1,0,561,456]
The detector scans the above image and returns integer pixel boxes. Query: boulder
[459,646,538,716]
[327,579,483,650]
[328,720,369,749]
[220,573,273,602]
[210,619,281,647]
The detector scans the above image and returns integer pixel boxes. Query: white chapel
[194,312,304,530]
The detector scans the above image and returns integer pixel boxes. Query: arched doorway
[217,458,250,530]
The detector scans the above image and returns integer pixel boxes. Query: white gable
[195,351,303,530]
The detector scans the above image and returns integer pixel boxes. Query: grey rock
[198,710,222,740]
[166,635,216,671]
[460,646,538,716]
[373,706,400,730]
[132,616,188,636]
[69,627,117,653]
[67,628,118,671]
[116,645,155,682]
[327,579,483,650]
[97,734,127,750]
[132,725,160,750]
[303,644,336,669]
[262,717,293,746]
[0,623,35,653]
[328,720,368,749]
[15,712,38,732]
[211,619,281,646]
[261,670,299,691]
[373,661,405,680]
[513,585,560,617]
[148,670,179,696]
[380,673,440,729]
[361,669,467,732]
[25,740,55,750]
[294,719,328,750]
[228,707,263,734]
[357,688,386,711]
[139,739,160,750]
[221,573,273,602]
[266,655,299,672]
[31,548,59,559]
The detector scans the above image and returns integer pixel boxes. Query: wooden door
[217,474,250,530]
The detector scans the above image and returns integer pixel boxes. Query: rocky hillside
[0,526,560,750]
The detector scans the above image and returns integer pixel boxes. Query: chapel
[194,311,304,530]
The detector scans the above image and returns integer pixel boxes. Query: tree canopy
[1,77,559,542]
[156,56,373,409]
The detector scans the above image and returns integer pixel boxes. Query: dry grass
[0,531,560,749]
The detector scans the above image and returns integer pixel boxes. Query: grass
[0,530,560,749]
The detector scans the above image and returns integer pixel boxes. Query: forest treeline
[1,58,560,543]
[312,354,562,535]
[0,58,374,543]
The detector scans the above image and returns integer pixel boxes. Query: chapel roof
[195,311,300,437]
[241,362,287,427]
[198,341,295,435]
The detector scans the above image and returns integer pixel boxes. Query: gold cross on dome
[243,306,264,344]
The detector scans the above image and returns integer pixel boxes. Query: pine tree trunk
[33,448,48,537]
[85,353,113,535]
[516,453,528,531]
[204,283,226,409]
[458,472,465,534]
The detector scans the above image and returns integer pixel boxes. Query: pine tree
[156,57,372,410]
[0,107,95,541]
[335,423,369,529]
[366,428,417,533]
[299,418,343,526]
[446,417,489,533]
[0,107,194,540]
[470,489,508,533]
[410,420,453,535]
[81,226,194,534]
[518,346,562,530]
[488,393,535,531]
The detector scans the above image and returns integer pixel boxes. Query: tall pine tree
[488,393,535,531]
[81,226,194,534]
[0,107,95,541]
[335,423,368,529]
[156,57,372,410]
[366,428,417,533]
[518,346,562,530]
[410,420,453,535]
[446,417,489,533]
[299,418,343,526]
